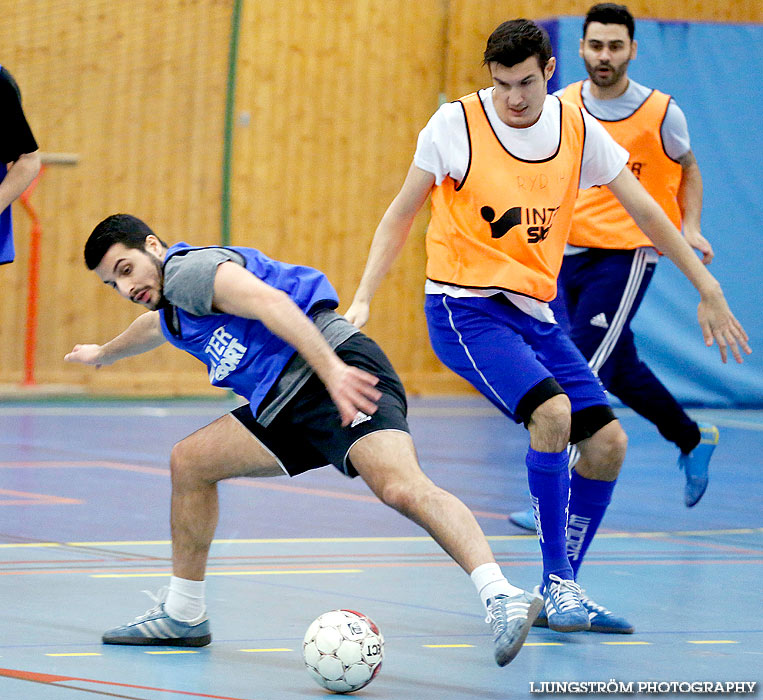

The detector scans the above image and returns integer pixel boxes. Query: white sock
[164,576,206,623]
[470,563,525,611]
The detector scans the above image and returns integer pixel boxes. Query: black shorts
[231,333,409,478]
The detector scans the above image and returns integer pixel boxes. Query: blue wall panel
[547,18,763,406]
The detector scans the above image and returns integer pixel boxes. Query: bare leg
[527,393,571,452]
[348,430,495,573]
[574,420,627,481]
[169,414,283,580]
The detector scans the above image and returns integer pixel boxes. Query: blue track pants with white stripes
[551,248,700,454]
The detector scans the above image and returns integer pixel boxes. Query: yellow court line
[602,641,651,645]
[1,528,760,549]
[68,540,172,547]
[240,648,293,653]
[72,537,433,547]
[669,529,759,536]
[525,642,564,646]
[91,569,363,578]
[45,652,102,657]
[144,650,199,655]
[423,644,474,648]
[688,640,738,644]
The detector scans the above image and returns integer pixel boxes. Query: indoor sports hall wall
[0,0,231,395]
[548,18,763,406]
[0,0,760,404]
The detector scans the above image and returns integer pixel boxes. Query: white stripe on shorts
[441,296,512,414]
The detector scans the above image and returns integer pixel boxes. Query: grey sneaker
[486,591,543,667]
[102,589,211,647]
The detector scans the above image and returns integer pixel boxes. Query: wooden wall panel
[230,0,462,394]
[0,0,231,396]
[0,0,759,397]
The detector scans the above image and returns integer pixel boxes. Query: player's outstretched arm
[607,167,751,364]
[344,162,435,328]
[211,262,382,426]
[64,310,166,368]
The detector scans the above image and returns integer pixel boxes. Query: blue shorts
[425,293,611,435]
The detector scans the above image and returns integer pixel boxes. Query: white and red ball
[302,609,384,694]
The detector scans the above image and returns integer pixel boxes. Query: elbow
[20,151,42,181]
[28,150,42,174]
[31,154,42,180]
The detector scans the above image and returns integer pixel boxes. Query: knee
[581,421,628,477]
[604,422,628,465]
[528,393,572,450]
[377,475,439,517]
[377,479,417,514]
[170,440,202,486]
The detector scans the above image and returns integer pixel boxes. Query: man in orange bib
[347,19,749,636]
[508,5,718,541]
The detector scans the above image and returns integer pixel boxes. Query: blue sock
[526,447,574,584]
[567,470,617,579]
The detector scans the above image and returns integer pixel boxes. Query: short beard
[145,250,167,310]
[585,58,629,88]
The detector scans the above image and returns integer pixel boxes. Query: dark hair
[583,3,635,41]
[483,19,553,72]
[84,214,167,270]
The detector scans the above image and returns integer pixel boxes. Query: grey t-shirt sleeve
[661,99,691,161]
[163,248,246,316]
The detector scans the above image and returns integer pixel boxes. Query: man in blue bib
[65,213,544,668]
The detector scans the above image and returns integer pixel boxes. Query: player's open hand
[343,300,370,329]
[697,293,751,364]
[64,344,109,368]
[326,362,382,426]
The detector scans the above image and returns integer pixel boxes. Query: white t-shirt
[414,89,629,321]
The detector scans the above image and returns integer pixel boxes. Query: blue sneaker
[537,575,590,632]
[102,589,211,647]
[533,589,633,634]
[679,423,719,508]
[486,591,543,667]
[580,593,634,634]
[508,507,537,532]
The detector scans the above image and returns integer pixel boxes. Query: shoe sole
[547,619,591,632]
[495,596,544,667]
[590,624,634,634]
[537,613,591,633]
[103,634,212,647]
[533,617,633,634]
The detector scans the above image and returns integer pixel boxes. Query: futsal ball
[302,609,384,694]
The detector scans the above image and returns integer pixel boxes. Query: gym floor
[1,397,761,699]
